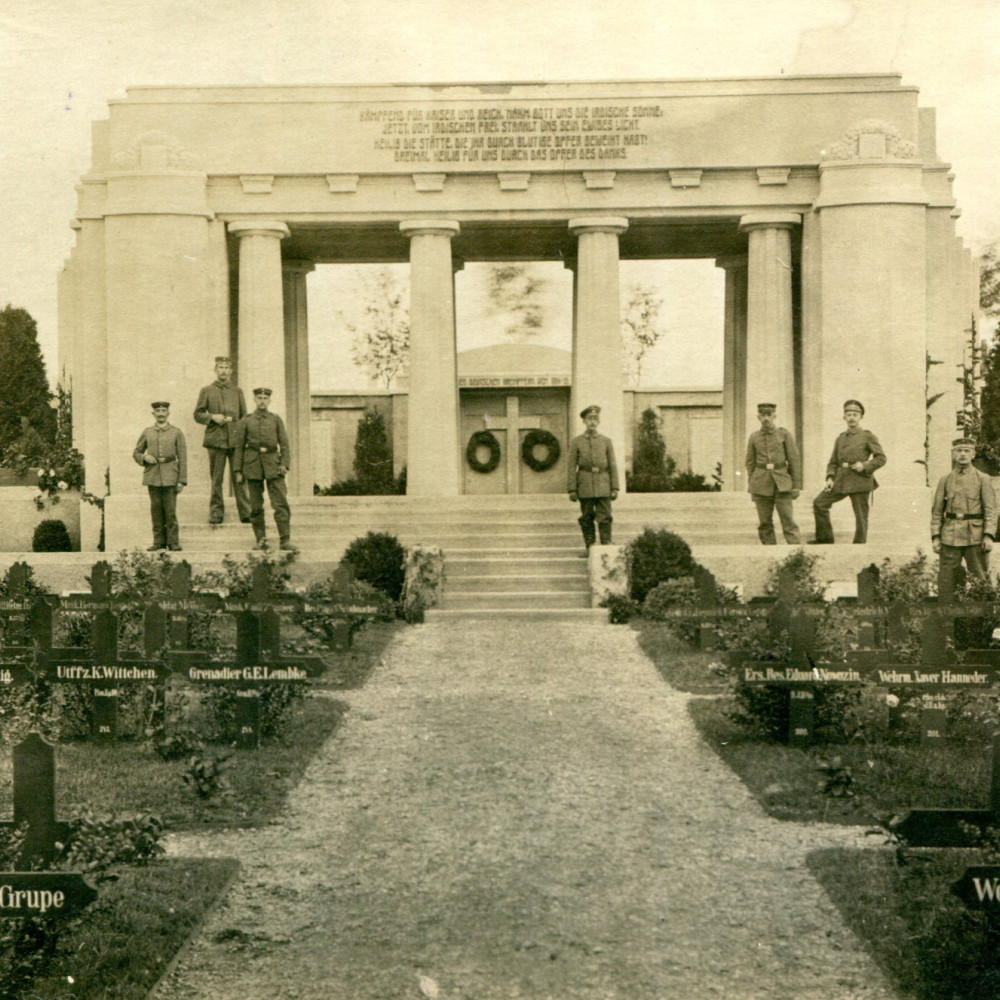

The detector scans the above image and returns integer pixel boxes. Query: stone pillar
[739,213,800,441]
[813,121,928,488]
[229,221,290,419]
[400,220,461,496]
[568,217,628,489]
[282,260,315,497]
[716,256,747,492]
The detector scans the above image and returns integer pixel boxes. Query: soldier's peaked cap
[953,437,977,447]
[151,401,170,409]
[253,387,272,396]
[756,402,777,412]
[580,404,601,419]
[214,356,232,364]
[843,399,865,415]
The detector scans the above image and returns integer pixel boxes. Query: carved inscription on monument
[360,102,664,165]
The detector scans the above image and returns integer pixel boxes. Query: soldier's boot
[598,520,613,545]
[578,516,596,551]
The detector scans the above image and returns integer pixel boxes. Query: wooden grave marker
[0,732,98,920]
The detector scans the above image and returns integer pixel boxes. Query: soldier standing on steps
[567,404,619,552]
[233,388,297,553]
[931,436,997,604]
[194,356,251,526]
[745,402,801,545]
[133,401,186,552]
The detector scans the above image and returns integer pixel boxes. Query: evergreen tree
[978,334,1000,472]
[0,305,54,459]
[628,408,675,492]
[353,409,394,494]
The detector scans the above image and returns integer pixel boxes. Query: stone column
[568,217,628,490]
[282,260,315,497]
[229,221,290,419]
[716,256,747,492]
[739,213,800,441]
[400,220,461,496]
[813,121,929,488]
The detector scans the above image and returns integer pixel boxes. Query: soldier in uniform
[567,404,619,550]
[811,399,886,544]
[133,401,187,551]
[931,436,997,603]
[194,356,251,525]
[745,402,801,545]
[233,388,296,553]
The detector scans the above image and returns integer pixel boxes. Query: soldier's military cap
[214,356,232,364]
[952,437,977,447]
[843,399,865,415]
[151,401,170,409]
[756,402,777,413]
[253,387,273,396]
[579,404,601,419]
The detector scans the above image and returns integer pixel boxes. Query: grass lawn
[810,847,1000,1000]
[15,858,239,1000]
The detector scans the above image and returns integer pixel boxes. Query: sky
[2,0,998,387]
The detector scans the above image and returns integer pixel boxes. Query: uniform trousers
[578,496,613,546]
[207,448,251,523]
[247,475,291,543]
[148,486,179,549]
[937,544,989,604]
[813,490,871,544]
[751,493,800,545]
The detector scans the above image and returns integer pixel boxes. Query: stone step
[424,607,609,622]
[447,574,589,593]
[437,590,593,610]
[447,555,588,575]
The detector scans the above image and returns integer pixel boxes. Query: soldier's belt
[155,456,176,463]
[257,446,277,453]
[757,463,787,470]
[945,512,983,520]
[840,462,852,467]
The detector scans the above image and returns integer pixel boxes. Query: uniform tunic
[824,428,886,493]
[566,432,619,498]
[133,422,187,548]
[745,427,801,496]
[194,379,250,523]
[233,410,292,544]
[745,426,801,545]
[931,465,997,601]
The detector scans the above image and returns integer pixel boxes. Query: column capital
[738,213,801,233]
[400,219,460,240]
[282,259,316,275]
[568,216,629,237]
[228,220,290,240]
[715,255,748,271]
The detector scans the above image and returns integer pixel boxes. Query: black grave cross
[0,562,54,688]
[168,563,329,750]
[856,612,999,744]
[0,732,71,865]
[47,562,171,740]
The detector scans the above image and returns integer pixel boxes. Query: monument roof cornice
[110,74,916,105]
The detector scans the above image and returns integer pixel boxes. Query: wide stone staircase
[8,490,931,614]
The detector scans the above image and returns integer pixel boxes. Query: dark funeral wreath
[521,428,561,472]
[466,430,502,474]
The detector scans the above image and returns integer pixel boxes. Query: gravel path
[150,620,897,1000]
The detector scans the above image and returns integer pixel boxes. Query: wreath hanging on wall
[466,430,502,474]
[521,429,561,472]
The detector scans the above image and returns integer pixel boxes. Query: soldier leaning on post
[233,387,297,553]
[132,401,186,552]
[193,355,251,525]
[567,404,619,552]
[931,436,997,604]
[745,402,801,545]
[810,398,886,544]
